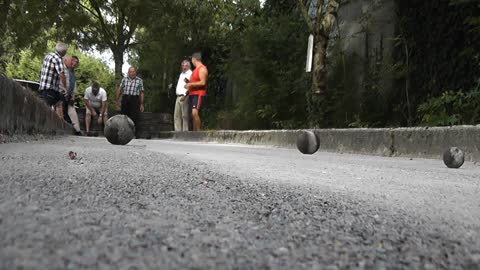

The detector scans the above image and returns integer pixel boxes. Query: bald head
[191,52,203,66]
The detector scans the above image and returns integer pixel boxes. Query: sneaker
[74,131,82,136]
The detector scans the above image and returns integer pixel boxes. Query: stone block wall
[0,73,72,140]
[76,109,173,138]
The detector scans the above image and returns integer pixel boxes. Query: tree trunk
[312,34,328,95]
[112,48,124,86]
[298,0,340,127]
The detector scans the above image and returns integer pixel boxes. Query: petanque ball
[296,130,320,155]
[443,147,465,169]
[104,114,135,145]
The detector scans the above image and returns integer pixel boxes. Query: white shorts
[86,106,106,115]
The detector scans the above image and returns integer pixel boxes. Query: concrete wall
[160,126,480,162]
[0,73,72,141]
[327,0,397,117]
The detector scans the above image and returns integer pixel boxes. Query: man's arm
[140,91,145,112]
[116,87,123,101]
[115,87,123,111]
[100,100,107,116]
[59,72,67,94]
[101,90,107,115]
[55,57,67,94]
[69,77,77,105]
[138,79,145,112]
[84,99,97,116]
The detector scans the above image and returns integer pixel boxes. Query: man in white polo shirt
[174,60,192,131]
[84,81,108,136]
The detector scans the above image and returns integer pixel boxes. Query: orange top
[189,64,207,96]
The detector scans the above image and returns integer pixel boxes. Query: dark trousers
[121,95,140,136]
[41,89,65,107]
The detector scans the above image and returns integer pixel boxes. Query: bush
[417,80,480,126]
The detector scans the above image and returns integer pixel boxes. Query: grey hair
[55,42,68,53]
[181,60,191,67]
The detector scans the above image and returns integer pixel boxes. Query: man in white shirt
[174,60,192,131]
[84,81,108,136]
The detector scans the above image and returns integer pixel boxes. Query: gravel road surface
[1,137,479,269]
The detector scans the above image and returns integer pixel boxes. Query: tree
[223,0,310,129]
[297,0,340,95]
[133,0,259,113]
[60,0,152,83]
[0,0,59,70]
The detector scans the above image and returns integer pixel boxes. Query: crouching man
[83,81,108,136]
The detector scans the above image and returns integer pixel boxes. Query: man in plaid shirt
[116,66,144,137]
[39,42,68,109]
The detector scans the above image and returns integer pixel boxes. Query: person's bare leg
[174,97,182,131]
[181,97,190,131]
[192,109,201,131]
[102,114,109,125]
[55,102,64,119]
[85,112,92,133]
[68,105,81,133]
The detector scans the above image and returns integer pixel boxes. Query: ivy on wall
[395,0,480,114]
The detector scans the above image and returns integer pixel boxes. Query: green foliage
[222,4,310,129]
[418,81,480,126]
[6,50,43,81]
[6,45,115,110]
[70,48,116,110]
[0,0,60,70]
[396,0,480,104]
[417,91,465,126]
[3,0,480,129]
[57,0,155,82]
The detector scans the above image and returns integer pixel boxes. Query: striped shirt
[39,51,64,91]
[120,76,144,96]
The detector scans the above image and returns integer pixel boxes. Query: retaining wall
[0,73,73,141]
[160,127,480,162]
[76,110,173,138]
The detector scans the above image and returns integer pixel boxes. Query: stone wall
[76,109,173,138]
[0,73,72,141]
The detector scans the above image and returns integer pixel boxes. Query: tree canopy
[1,0,479,129]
